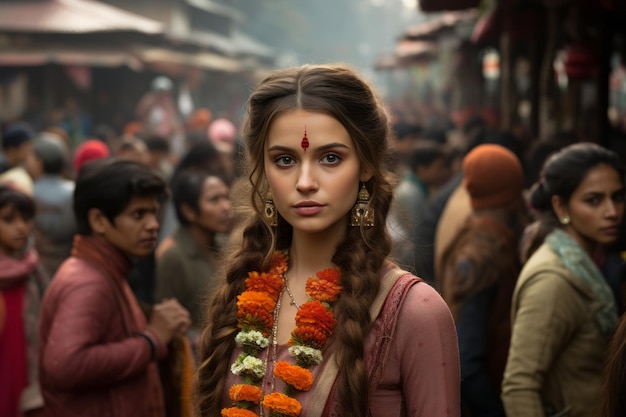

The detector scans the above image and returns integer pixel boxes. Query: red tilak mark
[301,127,309,152]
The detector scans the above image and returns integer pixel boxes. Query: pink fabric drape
[0,285,27,417]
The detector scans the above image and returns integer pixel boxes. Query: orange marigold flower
[291,324,329,349]
[237,303,273,323]
[296,301,336,335]
[306,275,342,302]
[262,392,302,417]
[237,291,276,332]
[238,310,273,334]
[221,407,258,417]
[228,384,263,403]
[269,252,289,275]
[274,361,314,391]
[246,272,283,301]
[316,268,341,284]
[237,291,276,315]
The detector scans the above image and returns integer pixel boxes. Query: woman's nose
[296,163,319,193]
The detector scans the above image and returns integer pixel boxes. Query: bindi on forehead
[301,126,309,152]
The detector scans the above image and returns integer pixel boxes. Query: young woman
[502,143,625,417]
[0,185,46,417]
[194,64,460,417]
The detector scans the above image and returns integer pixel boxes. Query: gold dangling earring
[350,183,374,227]
[264,190,278,227]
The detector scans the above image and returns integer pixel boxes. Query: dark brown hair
[523,142,624,260]
[599,313,626,416]
[194,64,394,417]
[0,184,35,220]
[73,158,167,235]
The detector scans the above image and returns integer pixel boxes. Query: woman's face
[193,176,234,234]
[0,205,33,255]
[558,164,625,252]
[264,109,369,238]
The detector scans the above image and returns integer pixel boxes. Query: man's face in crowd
[97,195,160,258]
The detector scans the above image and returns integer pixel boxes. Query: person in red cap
[72,139,110,175]
[439,143,528,417]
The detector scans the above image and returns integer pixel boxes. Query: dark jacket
[155,227,220,328]
[440,216,520,417]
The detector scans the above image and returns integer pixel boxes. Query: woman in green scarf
[502,142,625,417]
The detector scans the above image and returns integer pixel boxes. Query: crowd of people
[0,75,241,417]
[1,65,626,417]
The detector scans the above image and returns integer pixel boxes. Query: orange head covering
[463,144,524,210]
[186,108,213,131]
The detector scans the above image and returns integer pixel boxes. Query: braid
[194,217,271,416]
[331,175,394,416]
[195,64,396,416]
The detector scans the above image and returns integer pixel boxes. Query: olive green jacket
[501,243,611,417]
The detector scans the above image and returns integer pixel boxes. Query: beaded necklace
[282,274,301,309]
[223,252,342,417]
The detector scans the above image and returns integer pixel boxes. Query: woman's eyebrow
[267,143,350,152]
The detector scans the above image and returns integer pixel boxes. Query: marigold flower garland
[222,252,342,417]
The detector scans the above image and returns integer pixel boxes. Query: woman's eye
[586,197,600,205]
[275,155,295,167]
[321,153,341,165]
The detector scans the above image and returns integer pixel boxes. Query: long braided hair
[194,64,395,417]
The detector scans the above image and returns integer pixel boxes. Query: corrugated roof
[374,40,436,70]
[0,44,242,72]
[0,0,163,34]
[140,47,241,72]
[403,10,477,40]
[185,0,243,23]
[0,47,143,69]
[395,40,436,59]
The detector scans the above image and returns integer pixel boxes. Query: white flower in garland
[235,330,269,349]
[231,353,266,380]
[289,345,323,366]
[223,253,343,417]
